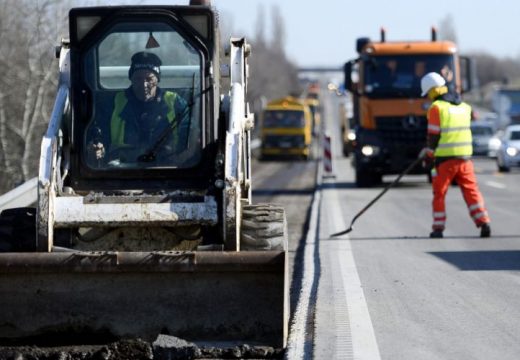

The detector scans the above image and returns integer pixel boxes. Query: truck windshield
[363,55,455,98]
[82,21,203,170]
[263,110,306,128]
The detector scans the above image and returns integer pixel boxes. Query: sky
[78,0,520,68]
[210,0,520,67]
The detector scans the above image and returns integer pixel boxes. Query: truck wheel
[372,172,382,185]
[355,169,380,187]
[240,204,288,251]
[497,160,510,172]
[342,143,350,157]
[0,207,37,252]
[355,169,369,187]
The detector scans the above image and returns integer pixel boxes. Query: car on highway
[496,124,520,172]
[470,122,495,156]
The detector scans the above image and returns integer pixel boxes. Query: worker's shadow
[252,188,314,196]
[320,182,357,190]
[428,249,520,271]
[327,234,519,241]
[323,235,520,271]
[322,181,428,190]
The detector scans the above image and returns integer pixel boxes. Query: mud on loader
[0,2,289,349]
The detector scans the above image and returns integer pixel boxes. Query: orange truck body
[344,29,472,186]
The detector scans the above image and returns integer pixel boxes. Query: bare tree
[270,5,286,53]
[438,14,458,43]
[247,7,300,116]
[0,0,69,192]
[217,4,300,119]
[254,4,266,47]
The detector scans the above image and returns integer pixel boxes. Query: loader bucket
[0,251,288,348]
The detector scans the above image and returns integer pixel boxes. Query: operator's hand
[89,142,106,160]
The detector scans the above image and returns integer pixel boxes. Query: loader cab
[67,6,219,191]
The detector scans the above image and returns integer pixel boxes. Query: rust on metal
[0,251,285,273]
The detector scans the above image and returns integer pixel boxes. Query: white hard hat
[421,72,446,96]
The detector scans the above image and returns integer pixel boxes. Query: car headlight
[361,145,380,157]
[347,131,356,141]
[506,146,519,157]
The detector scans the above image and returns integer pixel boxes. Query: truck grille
[262,135,305,148]
[375,115,427,144]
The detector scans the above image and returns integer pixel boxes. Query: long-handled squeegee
[330,153,426,237]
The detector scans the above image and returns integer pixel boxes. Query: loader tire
[241,204,288,251]
[0,207,37,252]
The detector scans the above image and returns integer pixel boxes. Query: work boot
[480,223,491,238]
[430,230,443,238]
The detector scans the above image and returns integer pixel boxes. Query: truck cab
[344,28,473,186]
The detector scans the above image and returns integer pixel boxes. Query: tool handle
[331,154,425,237]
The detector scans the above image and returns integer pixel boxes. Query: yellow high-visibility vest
[110,91,178,146]
[432,99,473,157]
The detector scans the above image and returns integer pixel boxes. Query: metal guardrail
[0,177,38,212]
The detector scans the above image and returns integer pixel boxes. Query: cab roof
[364,40,457,55]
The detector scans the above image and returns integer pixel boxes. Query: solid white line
[485,180,506,189]
[285,164,322,359]
[329,189,382,360]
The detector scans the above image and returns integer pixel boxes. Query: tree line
[0,2,518,193]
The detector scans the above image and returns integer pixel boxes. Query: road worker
[420,72,491,238]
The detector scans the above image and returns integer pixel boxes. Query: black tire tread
[240,203,288,251]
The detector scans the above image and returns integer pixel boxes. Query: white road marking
[328,187,382,360]
[485,181,506,189]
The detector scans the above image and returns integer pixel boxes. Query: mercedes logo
[402,115,419,130]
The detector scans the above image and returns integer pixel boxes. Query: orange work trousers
[431,159,490,231]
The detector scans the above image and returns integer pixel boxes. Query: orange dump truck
[344,28,474,186]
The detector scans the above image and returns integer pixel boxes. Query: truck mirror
[344,60,361,95]
[460,56,475,94]
[356,37,370,53]
[344,61,355,93]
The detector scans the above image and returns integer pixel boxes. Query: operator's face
[131,69,158,102]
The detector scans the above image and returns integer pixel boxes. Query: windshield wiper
[137,81,209,163]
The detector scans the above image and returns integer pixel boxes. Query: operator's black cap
[128,52,162,80]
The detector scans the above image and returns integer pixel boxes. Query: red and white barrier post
[323,133,335,178]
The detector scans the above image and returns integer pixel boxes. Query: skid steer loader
[0,1,288,349]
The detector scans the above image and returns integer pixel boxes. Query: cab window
[82,21,203,170]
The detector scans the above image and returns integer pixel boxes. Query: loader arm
[223,38,254,250]
[37,45,71,252]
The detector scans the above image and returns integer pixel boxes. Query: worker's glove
[419,147,434,169]
[418,147,434,160]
